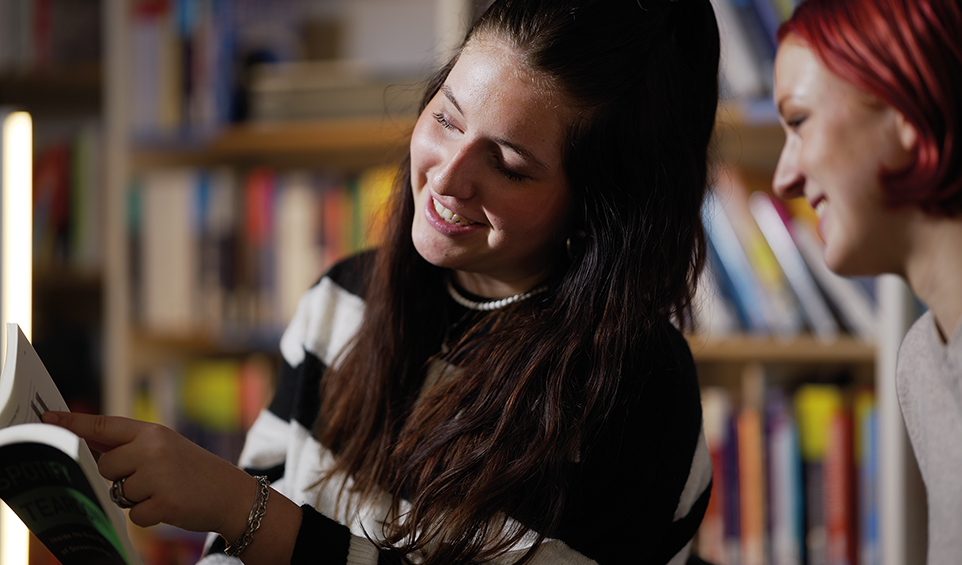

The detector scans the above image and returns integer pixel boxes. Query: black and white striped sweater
[198,254,712,564]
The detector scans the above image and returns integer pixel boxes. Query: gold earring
[566,230,587,261]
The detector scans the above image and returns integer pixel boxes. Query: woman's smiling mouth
[434,197,477,226]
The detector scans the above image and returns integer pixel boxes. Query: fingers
[42,411,140,452]
[43,410,253,535]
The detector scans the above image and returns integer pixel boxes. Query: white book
[0,323,142,564]
[276,170,324,327]
[749,192,840,343]
[790,220,877,342]
[140,168,200,335]
[792,220,878,343]
[710,0,770,101]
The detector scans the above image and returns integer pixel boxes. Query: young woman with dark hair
[44,1,721,563]
[772,0,962,561]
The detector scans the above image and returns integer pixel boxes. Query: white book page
[0,323,69,428]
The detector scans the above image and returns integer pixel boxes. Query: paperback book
[0,323,142,565]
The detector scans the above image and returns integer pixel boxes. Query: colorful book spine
[855,389,878,565]
[795,384,844,565]
[700,387,733,563]
[824,398,856,565]
[738,402,766,565]
[766,388,803,565]
[702,190,771,335]
[749,191,840,343]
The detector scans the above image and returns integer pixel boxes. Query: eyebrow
[441,85,550,172]
[776,98,787,118]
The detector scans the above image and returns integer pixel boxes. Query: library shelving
[2,6,106,415]
[12,0,925,564]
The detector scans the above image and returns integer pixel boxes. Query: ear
[894,110,919,153]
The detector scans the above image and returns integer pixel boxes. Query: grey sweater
[897,310,962,564]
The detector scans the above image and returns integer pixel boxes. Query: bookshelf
[13,0,923,563]
[0,5,105,414]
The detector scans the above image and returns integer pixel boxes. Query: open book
[0,323,142,565]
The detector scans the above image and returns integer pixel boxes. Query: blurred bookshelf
[130,116,412,171]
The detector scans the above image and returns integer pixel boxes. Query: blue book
[702,191,770,335]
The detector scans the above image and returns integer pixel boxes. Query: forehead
[775,35,882,109]
[448,38,574,149]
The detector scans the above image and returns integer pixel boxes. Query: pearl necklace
[445,279,549,311]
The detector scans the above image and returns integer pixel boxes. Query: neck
[905,214,962,341]
[452,270,550,299]
[446,277,548,311]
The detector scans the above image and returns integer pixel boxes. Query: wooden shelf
[714,103,785,173]
[131,116,415,172]
[686,333,875,365]
[130,327,283,356]
[0,62,102,115]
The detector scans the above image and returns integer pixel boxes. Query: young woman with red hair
[772,0,962,561]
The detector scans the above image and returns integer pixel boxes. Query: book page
[0,323,69,428]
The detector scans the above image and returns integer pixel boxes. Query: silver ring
[110,476,137,509]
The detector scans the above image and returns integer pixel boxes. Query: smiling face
[409,36,573,298]
[772,35,919,277]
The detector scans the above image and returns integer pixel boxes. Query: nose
[772,137,804,200]
[433,143,478,200]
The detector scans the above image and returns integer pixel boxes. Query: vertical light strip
[2,111,33,340]
[0,110,32,565]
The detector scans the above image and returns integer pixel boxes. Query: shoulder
[279,251,375,369]
[321,249,377,297]
[589,321,703,475]
[583,320,702,466]
[900,309,936,351]
[897,310,939,387]
[562,322,709,562]
[625,322,700,409]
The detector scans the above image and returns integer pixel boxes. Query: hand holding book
[42,411,255,538]
[40,410,302,563]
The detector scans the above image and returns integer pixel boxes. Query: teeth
[434,198,474,226]
[815,200,827,217]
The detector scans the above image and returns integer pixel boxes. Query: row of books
[694,168,877,343]
[0,0,101,72]
[130,0,259,138]
[698,377,878,565]
[33,122,102,274]
[128,0,411,138]
[712,0,800,115]
[129,164,394,343]
[128,0,453,139]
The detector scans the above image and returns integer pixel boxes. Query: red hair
[779,0,962,215]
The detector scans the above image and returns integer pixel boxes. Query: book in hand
[0,323,142,565]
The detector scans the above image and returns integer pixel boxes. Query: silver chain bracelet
[225,475,271,557]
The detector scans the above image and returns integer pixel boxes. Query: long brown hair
[316,1,720,562]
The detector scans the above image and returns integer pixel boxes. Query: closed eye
[785,116,806,130]
[433,112,457,131]
[494,162,528,182]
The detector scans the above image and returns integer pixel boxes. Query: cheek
[409,116,438,183]
[493,191,570,239]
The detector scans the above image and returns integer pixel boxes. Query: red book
[825,405,856,565]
